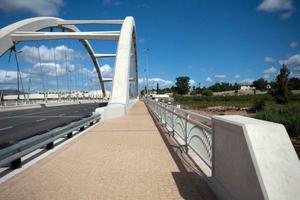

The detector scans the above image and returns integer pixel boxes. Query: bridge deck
[0,101,215,200]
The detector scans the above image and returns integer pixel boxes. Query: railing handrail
[155,100,212,132]
[155,100,212,125]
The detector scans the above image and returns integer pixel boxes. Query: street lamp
[143,48,150,95]
[12,48,24,102]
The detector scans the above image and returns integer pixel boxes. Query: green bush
[255,106,300,137]
[201,89,213,96]
[251,98,265,112]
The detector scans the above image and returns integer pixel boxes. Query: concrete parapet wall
[211,115,300,200]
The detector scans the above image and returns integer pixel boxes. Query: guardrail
[0,114,101,169]
[144,98,213,168]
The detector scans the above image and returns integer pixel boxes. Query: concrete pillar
[211,115,300,200]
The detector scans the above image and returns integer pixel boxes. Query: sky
[0,0,300,92]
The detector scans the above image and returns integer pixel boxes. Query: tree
[253,78,268,91]
[175,76,190,95]
[275,64,290,104]
[156,82,160,94]
[289,77,300,90]
[190,86,197,95]
[208,82,241,92]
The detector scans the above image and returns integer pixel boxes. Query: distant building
[240,85,255,91]
[150,94,170,101]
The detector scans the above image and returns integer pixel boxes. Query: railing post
[67,132,73,138]
[171,108,175,136]
[164,105,167,127]
[46,142,54,150]
[10,158,22,169]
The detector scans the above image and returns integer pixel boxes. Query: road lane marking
[59,113,65,116]
[36,118,46,122]
[0,126,13,131]
[0,104,95,120]
[74,110,78,113]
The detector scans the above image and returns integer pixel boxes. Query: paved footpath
[0,101,216,200]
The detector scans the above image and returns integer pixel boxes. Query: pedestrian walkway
[0,101,216,200]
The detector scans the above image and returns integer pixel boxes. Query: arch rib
[104,16,138,119]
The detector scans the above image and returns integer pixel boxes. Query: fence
[144,97,213,168]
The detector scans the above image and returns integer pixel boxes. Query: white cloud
[263,74,271,79]
[0,0,63,16]
[290,41,299,48]
[134,3,150,9]
[79,64,113,79]
[0,69,29,83]
[263,66,277,74]
[100,64,113,77]
[214,74,226,78]
[206,77,212,82]
[279,53,300,78]
[189,79,196,86]
[264,56,275,63]
[19,45,80,64]
[234,74,241,79]
[280,11,293,19]
[241,79,254,84]
[138,78,173,88]
[138,38,145,44]
[102,0,121,6]
[279,54,300,66]
[32,62,74,76]
[256,0,293,12]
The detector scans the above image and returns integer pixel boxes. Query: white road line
[59,113,65,116]
[0,126,13,131]
[74,110,78,113]
[36,118,46,122]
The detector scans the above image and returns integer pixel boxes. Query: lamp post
[143,48,150,95]
[12,48,23,102]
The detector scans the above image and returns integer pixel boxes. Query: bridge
[0,17,299,200]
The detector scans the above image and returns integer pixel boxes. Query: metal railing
[144,98,213,168]
[0,114,101,168]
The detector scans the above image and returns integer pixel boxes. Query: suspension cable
[36,41,46,101]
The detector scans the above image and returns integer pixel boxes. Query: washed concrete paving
[0,101,215,200]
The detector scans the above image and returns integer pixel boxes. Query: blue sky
[0,0,300,92]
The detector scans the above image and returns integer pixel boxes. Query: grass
[255,106,300,137]
[174,94,275,109]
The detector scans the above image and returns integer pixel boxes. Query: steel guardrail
[0,114,101,168]
[144,97,213,168]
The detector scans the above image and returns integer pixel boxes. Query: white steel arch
[0,16,139,117]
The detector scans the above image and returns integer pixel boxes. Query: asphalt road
[0,103,106,148]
